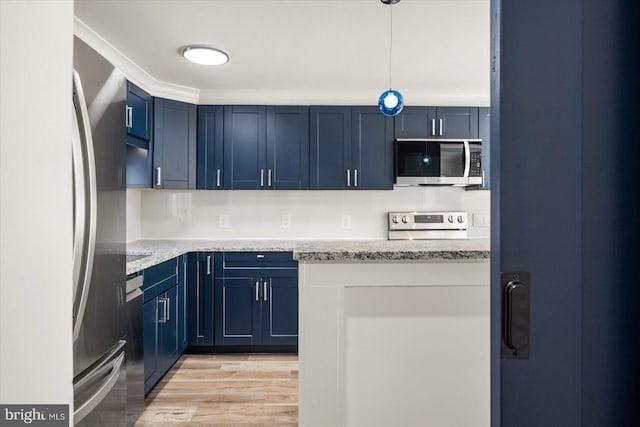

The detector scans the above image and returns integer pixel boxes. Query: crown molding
[198,89,489,107]
[73,17,200,104]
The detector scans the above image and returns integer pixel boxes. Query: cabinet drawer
[143,275,178,303]
[142,259,177,290]
[220,252,296,270]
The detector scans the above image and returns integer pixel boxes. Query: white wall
[130,187,490,241]
[126,189,142,242]
[0,0,74,411]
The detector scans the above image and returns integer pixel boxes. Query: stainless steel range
[388,211,469,239]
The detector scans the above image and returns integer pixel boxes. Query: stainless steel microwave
[394,138,483,186]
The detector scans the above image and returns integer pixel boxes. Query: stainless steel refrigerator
[72,36,127,426]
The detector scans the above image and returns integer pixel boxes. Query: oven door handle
[462,140,471,178]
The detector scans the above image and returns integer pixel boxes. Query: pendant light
[378,0,404,116]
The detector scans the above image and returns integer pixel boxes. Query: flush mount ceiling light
[182,46,229,66]
[378,0,404,116]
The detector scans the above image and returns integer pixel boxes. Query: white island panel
[299,260,489,427]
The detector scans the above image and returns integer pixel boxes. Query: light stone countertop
[126,239,490,275]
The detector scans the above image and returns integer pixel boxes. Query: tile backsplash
[127,187,490,242]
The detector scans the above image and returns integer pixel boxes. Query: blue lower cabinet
[262,275,298,345]
[214,277,262,346]
[213,251,299,349]
[141,257,183,395]
[187,253,214,347]
[143,297,159,392]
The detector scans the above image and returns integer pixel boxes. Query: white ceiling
[74,0,489,105]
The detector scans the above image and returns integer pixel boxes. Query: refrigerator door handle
[74,343,125,424]
[71,104,86,306]
[72,69,98,343]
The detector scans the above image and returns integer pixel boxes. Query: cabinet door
[197,105,224,190]
[436,107,479,139]
[310,106,351,189]
[126,81,152,144]
[266,106,309,190]
[153,98,197,189]
[351,107,394,190]
[187,253,214,346]
[214,277,262,345]
[143,297,159,394]
[262,275,299,346]
[394,106,437,138]
[158,286,179,372]
[177,255,187,352]
[478,107,490,190]
[223,105,267,189]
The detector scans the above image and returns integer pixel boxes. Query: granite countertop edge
[126,239,490,274]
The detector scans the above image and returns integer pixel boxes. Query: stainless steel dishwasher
[125,273,144,425]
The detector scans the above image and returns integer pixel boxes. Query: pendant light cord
[389,4,393,90]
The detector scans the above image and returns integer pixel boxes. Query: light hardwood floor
[135,354,299,426]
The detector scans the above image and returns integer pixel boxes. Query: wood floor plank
[137,354,299,426]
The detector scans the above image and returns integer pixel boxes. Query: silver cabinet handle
[268,169,272,187]
[196,261,202,337]
[346,169,351,187]
[431,119,436,136]
[155,167,162,187]
[158,298,167,323]
[165,297,170,322]
[125,105,132,128]
[216,169,221,187]
[255,281,260,301]
[260,169,265,187]
[354,169,358,187]
[257,254,265,259]
[439,118,444,136]
[263,282,268,302]
[207,255,211,275]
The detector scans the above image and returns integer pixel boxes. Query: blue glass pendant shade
[378,89,404,116]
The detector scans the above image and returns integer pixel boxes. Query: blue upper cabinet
[197,106,224,190]
[223,106,308,190]
[436,107,479,139]
[309,106,352,190]
[125,81,153,188]
[478,107,490,189]
[351,107,394,190]
[266,106,309,190]
[126,81,152,146]
[394,106,437,138]
[223,105,267,189]
[310,106,392,190]
[153,98,197,189]
[394,106,478,139]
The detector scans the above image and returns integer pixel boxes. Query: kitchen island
[295,239,490,427]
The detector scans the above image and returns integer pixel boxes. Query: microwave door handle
[463,140,471,178]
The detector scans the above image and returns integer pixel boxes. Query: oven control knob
[457,215,464,223]
[391,216,399,224]
[448,215,455,223]
[401,216,409,224]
